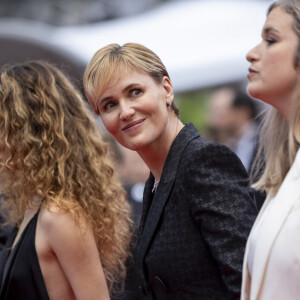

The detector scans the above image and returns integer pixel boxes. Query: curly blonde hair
[0,60,133,294]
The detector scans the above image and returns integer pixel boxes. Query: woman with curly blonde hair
[0,60,133,300]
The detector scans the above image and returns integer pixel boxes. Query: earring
[167,99,172,106]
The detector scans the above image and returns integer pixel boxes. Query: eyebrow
[98,83,140,105]
[263,26,280,35]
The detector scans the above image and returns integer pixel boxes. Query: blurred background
[0,0,271,133]
[0,0,270,297]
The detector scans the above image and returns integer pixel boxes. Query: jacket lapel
[241,192,271,300]
[137,175,154,243]
[137,123,200,275]
[250,149,300,299]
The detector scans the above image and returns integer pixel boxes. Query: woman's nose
[246,43,260,63]
[120,102,135,121]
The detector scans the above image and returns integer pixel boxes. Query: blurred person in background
[207,87,266,210]
[207,86,262,174]
[207,86,266,210]
[84,42,257,300]
[114,145,149,300]
[241,0,300,299]
[117,146,149,224]
[104,132,149,225]
[105,133,149,300]
[0,60,133,300]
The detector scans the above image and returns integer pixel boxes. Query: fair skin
[246,6,300,120]
[96,66,184,181]
[12,202,110,300]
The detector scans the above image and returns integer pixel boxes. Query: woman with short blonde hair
[84,42,257,299]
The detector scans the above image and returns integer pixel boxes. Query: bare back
[35,204,110,300]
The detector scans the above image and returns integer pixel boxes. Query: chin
[128,140,153,152]
[248,90,276,109]
[130,144,146,152]
[121,141,144,152]
[247,86,264,102]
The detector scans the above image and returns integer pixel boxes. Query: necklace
[152,179,160,193]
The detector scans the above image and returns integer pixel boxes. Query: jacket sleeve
[181,142,258,300]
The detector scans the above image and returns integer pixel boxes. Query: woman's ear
[162,76,174,102]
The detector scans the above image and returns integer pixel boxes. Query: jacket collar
[137,123,199,277]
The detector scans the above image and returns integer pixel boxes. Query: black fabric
[0,198,13,252]
[0,220,13,253]
[0,210,50,300]
[111,184,143,300]
[137,123,258,300]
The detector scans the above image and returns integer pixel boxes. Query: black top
[0,210,50,300]
[0,197,14,252]
[0,219,13,253]
[137,123,258,300]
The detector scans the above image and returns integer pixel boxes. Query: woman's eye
[266,37,276,45]
[130,88,142,97]
[100,101,117,112]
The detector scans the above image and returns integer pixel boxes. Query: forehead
[101,66,154,94]
[264,6,295,34]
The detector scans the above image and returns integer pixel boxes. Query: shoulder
[37,202,99,262]
[177,137,252,201]
[183,136,244,169]
[39,204,72,228]
[38,202,88,243]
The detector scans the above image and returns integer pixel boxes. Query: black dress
[0,210,50,300]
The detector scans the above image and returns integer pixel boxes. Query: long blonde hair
[0,60,133,294]
[252,0,300,196]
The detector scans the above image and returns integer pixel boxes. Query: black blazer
[137,123,257,300]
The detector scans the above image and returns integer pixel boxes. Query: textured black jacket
[137,123,257,300]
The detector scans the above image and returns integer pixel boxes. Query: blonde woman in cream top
[242,0,300,299]
[242,149,300,299]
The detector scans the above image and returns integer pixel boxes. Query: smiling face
[246,6,300,119]
[96,66,174,152]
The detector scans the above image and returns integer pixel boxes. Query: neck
[275,80,300,121]
[276,101,293,122]
[138,117,184,180]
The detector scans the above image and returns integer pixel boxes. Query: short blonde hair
[83,42,179,116]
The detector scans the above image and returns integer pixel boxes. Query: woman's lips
[122,119,145,131]
[247,67,258,79]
